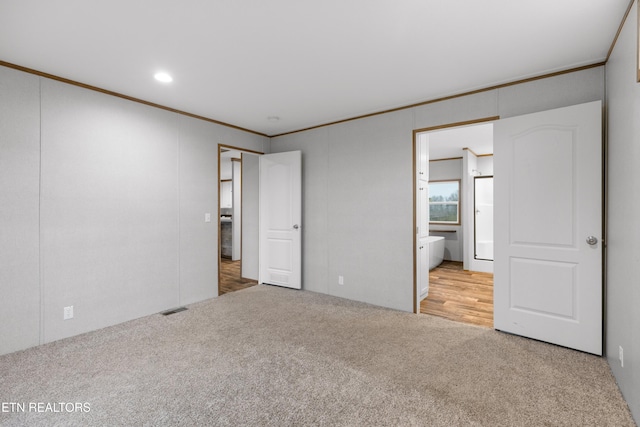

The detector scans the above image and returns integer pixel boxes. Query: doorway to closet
[218,146,303,295]
[218,145,261,295]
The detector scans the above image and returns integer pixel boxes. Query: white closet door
[259,151,302,290]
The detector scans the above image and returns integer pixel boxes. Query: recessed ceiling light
[267,116,280,122]
[154,72,173,83]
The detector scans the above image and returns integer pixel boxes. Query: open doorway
[414,121,495,327]
[218,145,262,295]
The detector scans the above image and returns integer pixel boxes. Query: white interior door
[416,133,430,311]
[494,101,602,355]
[259,151,302,289]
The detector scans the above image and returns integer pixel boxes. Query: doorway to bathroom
[414,119,496,327]
[414,101,603,355]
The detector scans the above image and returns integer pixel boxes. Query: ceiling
[0,1,629,136]
[428,123,494,160]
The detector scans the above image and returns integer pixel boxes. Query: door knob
[586,236,598,245]
[293,224,299,230]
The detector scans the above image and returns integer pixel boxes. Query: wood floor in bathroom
[421,261,494,328]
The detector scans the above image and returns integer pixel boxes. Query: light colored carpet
[0,285,635,426]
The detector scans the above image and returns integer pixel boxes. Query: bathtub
[427,236,445,270]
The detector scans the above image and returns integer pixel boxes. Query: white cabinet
[416,133,430,305]
[220,181,232,208]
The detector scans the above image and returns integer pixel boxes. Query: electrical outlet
[338,275,344,285]
[63,306,73,320]
[619,346,624,367]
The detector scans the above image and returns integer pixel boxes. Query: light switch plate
[205,213,211,223]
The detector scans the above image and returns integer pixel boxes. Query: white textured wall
[0,67,41,354]
[178,115,222,306]
[40,80,180,342]
[605,1,640,422]
[0,62,607,353]
[326,111,414,311]
[271,66,604,313]
[0,66,268,355]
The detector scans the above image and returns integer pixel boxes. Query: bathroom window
[429,180,460,224]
